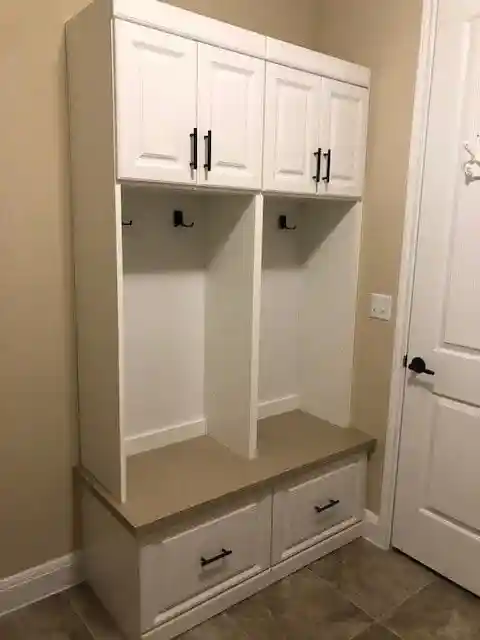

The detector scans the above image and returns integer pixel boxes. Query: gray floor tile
[309,539,436,619]
[66,584,124,639]
[384,579,480,639]
[5,594,92,639]
[0,609,24,640]
[355,624,401,640]
[182,567,372,640]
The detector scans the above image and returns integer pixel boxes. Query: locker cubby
[120,187,262,461]
[259,196,362,428]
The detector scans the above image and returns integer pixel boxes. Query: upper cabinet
[70,1,370,197]
[115,20,265,189]
[321,79,369,198]
[115,21,198,185]
[263,64,322,195]
[263,64,368,198]
[197,45,265,190]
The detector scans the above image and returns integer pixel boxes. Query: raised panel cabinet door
[263,63,321,195]
[114,20,198,185]
[320,79,368,198]
[197,44,265,190]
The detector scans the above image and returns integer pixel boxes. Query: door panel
[426,399,480,532]
[115,20,197,184]
[263,63,321,194]
[394,0,480,597]
[197,44,265,190]
[321,79,368,197]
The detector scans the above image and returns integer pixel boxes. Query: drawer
[272,457,365,563]
[140,494,272,631]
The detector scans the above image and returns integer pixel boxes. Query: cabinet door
[320,80,368,198]
[115,20,198,185]
[263,63,321,195]
[197,44,265,190]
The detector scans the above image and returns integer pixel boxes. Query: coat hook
[173,210,194,228]
[278,215,296,231]
[122,220,133,226]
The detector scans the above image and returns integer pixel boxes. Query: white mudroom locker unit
[67,1,375,638]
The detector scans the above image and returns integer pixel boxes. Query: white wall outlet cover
[370,293,393,321]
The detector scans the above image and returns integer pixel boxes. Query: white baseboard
[363,509,387,549]
[0,553,82,618]
[125,419,206,456]
[258,395,300,420]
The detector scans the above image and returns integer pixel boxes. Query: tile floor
[2,540,480,639]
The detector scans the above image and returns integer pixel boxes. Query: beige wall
[0,0,421,579]
[0,0,322,582]
[314,0,422,511]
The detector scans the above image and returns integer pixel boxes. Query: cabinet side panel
[82,488,140,639]
[205,195,263,458]
[299,201,362,427]
[67,2,126,500]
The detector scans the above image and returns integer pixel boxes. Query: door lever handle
[408,357,435,376]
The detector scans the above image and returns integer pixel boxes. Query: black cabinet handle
[190,128,198,170]
[314,499,340,514]
[200,548,232,568]
[204,130,212,172]
[408,357,435,376]
[323,149,332,183]
[313,148,322,183]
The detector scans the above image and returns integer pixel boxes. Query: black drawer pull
[200,548,232,568]
[314,499,340,514]
[190,128,198,170]
[204,130,212,172]
[323,149,332,183]
[313,148,322,183]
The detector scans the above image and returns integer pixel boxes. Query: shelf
[77,411,375,535]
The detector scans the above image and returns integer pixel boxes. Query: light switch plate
[370,293,392,321]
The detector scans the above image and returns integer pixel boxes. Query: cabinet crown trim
[266,38,370,88]
[111,0,369,86]
[113,0,266,58]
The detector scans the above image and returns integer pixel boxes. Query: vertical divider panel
[298,200,362,427]
[205,194,264,458]
[67,2,126,501]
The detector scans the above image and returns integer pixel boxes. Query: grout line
[66,592,100,640]
[378,579,436,630]
[67,600,96,640]
[306,563,377,635]
[347,621,376,640]
[306,548,440,633]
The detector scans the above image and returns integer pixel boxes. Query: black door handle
[190,128,198,170]
[323,149,332,183]
[204,130,212,172]
[200,548,232,568]
[408,357,435,376]
[313,148,322,183]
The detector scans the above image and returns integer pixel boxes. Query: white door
[263,63,321,195]
[394,0,480,596]
[197,44,265,190]
[320,79,368,198]
[114,20,198,184]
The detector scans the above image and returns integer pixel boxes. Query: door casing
[365,0,440,550]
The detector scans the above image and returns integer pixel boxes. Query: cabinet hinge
[403,354,408,368]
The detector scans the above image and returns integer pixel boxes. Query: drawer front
[272,458,365,563]
[140,494,272,630]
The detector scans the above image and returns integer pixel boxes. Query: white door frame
[369,0,440,549]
